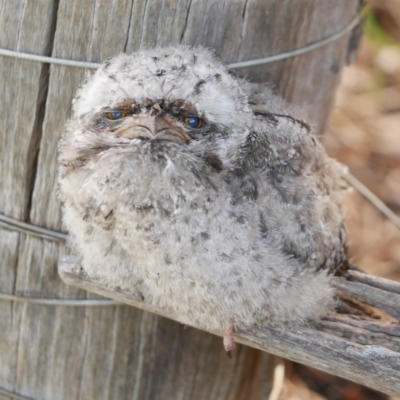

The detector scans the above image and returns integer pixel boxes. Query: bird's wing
[235,85,349,274]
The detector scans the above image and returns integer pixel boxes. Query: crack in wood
[180,0,193,42]
[23,0,60,223]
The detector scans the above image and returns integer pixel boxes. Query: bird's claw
[223,325,236,358]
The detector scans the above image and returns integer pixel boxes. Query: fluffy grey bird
[58,46,348,354]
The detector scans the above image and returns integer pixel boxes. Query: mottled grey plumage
[58,46,348,351]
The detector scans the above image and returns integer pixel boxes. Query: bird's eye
[105,111,127,120]
[183,116,205,129]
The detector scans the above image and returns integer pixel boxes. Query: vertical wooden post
[0,1,360,399]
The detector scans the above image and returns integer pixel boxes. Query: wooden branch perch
[58,256,400,397]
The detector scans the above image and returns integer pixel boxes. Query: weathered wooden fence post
[0,1,360,399]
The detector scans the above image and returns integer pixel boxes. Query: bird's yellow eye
[105,110,127,120]
[183,116,205,129]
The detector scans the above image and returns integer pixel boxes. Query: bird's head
[63,46,253,171]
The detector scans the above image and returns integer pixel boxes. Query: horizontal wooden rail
[59,256,400,397]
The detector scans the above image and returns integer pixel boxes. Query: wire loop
[0,15,360,70]
[0,213,67,241]
[0,386,36,400]
[0,292,119,306]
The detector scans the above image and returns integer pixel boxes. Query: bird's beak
[115,115,191,144]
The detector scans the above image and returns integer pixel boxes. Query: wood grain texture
[0,2,60,398]
[59,256,400,398]
[0,0,361,398]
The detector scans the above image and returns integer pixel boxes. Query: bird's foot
[223,325,236,358]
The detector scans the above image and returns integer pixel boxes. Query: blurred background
[281,2,400,399]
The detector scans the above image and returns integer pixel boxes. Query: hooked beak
[114,115,191,144]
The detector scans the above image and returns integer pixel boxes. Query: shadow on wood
[59,256,400,398]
